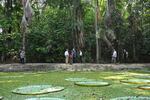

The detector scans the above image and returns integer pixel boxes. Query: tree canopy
[0,0,149,63]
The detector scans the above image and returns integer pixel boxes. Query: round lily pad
[75,81,110,87]
[104,76,127,80]
[133,75,150,79]
[121,79,150,84]
[110,96,150,100]
[23,73,37,75]
[0,80,21,83]
[65,78,95,82]
[0,75,23,78]
[138,86,150,90]
[12,85,64,95]
[37,72,48,74]
[25,97,65,100]
[127,73,149,76]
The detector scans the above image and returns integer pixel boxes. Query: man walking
[112,49,117,63]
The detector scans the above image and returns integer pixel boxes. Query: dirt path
[0,63,150,72]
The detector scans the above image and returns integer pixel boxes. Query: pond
[0,70,150,100]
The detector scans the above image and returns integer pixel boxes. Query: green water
[0,71,150,100]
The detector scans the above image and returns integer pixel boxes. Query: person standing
[69,50,73,64]
[123,49,128,63]
[20,50,25,64]
[79,50,83,63]
[112,49,117,63]
[64,49,69,64]
[72,48,77,63]
[126,50,128,62]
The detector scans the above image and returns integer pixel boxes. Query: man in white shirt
[79,50,83,63]
[112,49,117,63]
[64,49,69,64]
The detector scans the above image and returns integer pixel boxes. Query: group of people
[19,47,128,64]
[112,49,128,63]
[19,48,82,64]
[64,48,83,64]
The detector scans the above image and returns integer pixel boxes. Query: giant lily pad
[133,75,150,79]
[25,97,65,100]
[65,78,95,82]
[127,73,150,76]
[0,75,23,78]
[36,72,48,74]
[138,86,150,90]
[75,81,110,87]
[0,80,21,83]
[104,76,127,80]
[110,96,150,100]
[121,79,150,84]
[23,73,37,75]
[12,85,64,95]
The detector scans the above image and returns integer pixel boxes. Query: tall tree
[127,0,143,62]
[72,0,84,49]
[21,0,34,62]
[95,0,100,63]
[104,0,116,49]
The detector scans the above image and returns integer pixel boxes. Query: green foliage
[0,0,149,63]
[27,6,72,62]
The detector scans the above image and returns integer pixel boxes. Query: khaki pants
[65,56,69,63]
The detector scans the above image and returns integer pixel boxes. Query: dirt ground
[0,63,150,72]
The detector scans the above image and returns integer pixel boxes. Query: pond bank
[0,63,150,72]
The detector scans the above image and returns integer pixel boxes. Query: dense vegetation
[0,0,149,63]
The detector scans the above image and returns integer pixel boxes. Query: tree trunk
[21,0,34,63]
[22,31,26,62]
[133,38,136,62]
[72,0,84,49]
[95,0,100,63]
[22,0,27,63]
[1,52,5,62]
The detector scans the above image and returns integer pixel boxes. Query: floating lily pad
[133,75,150,79]
[23,73,37,75]
[138,86,150,90]
[23,73,45,76]
[0,75,23,78]
[0,80,21,83]
[12,85,64,95]
[25,97,65,100]
[127,73,150,76]
[121,79,150,84]
[75,81,110,87]
[104,76,127,80]
[65,78,95,82]
[110,96,150,100]
[37,72,48,74]
[33,74,42,77]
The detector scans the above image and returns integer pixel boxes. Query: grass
[0,70,150,100]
